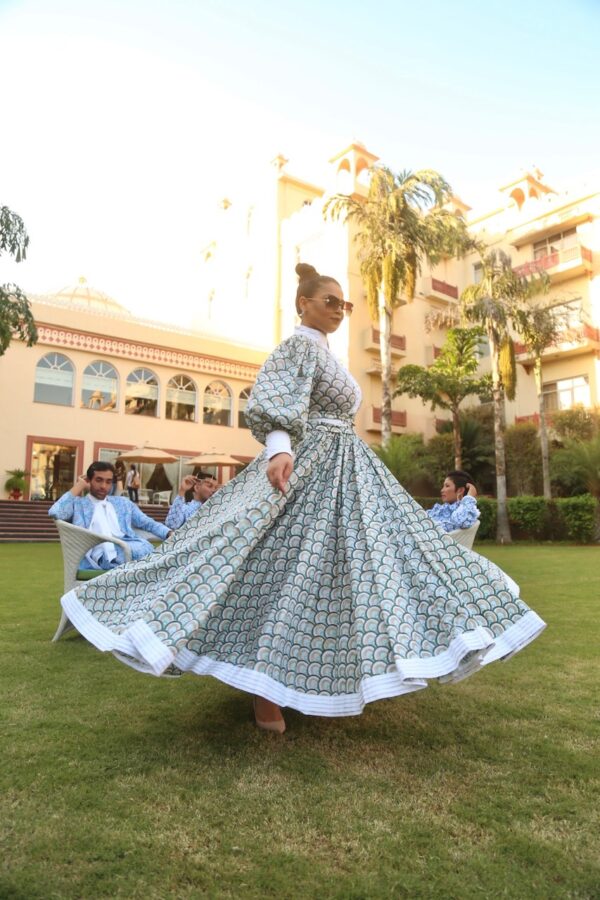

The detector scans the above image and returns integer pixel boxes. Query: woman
[126,465,139,504]
[428,470,480,532]
[61,263,545,734]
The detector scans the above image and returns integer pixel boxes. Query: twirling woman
[61,262,545,734]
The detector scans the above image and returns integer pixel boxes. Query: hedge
[413,494,598,543]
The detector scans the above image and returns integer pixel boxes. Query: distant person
[49,462,171,570]
[126,464,140,503]
[165,473,218,530]
[113,460,126,497]
[428,470,480,532]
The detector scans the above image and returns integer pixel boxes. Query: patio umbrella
[116,443,178,464]
[187,449,243,467]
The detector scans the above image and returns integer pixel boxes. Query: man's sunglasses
[307,295,354,314]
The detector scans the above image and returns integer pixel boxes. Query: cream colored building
[0,280,266,500]
[198,142,600,442]
[463,170,600,423]
[3,145,599,503]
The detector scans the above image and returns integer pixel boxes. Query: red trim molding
[34,321,262,381]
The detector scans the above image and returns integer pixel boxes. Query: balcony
[364,405,407,434]
[513,243,593,283]
[515,320,600,365]
[363,327,406,357]
[421,276,459,304]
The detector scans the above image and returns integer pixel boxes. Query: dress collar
[294,324,329,349]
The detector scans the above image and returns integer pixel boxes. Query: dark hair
[87,461,115,480]
[295,262,340,314]
[446,470,474,492]
[185,471,216,502]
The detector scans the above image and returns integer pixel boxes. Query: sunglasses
[306,295,354,315]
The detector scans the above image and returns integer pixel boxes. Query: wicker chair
[446,520,480,550]
[53,520,134,642]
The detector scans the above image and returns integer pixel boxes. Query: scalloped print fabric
[61,334,545,716]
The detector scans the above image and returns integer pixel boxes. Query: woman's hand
[465,482,478,498]
[267,453,293,493]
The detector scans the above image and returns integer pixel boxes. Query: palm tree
[395,327,491,468]
[512,298,558,499]
[461,247,547,542]
[324,166,469,445]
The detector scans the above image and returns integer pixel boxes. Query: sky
[1,0,599,321]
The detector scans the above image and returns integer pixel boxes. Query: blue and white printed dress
[61,326,546,716]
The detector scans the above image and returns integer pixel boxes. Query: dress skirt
[61,419,545,716]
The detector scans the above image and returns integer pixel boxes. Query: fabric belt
[307,416,355,432]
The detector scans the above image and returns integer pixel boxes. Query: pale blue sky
[1,0,599,318]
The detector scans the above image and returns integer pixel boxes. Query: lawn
[1,544,599,899]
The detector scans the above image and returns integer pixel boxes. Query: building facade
[3,145,598,504]
[0,280,266,501]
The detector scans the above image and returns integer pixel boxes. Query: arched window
[125,367,159,417]
[238,387,252,429]
[166,374,197,422]
[203,380,232,426]
[34,353,74,406]
[81,360,118,411]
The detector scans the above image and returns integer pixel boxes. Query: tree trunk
[534,356,551,499]
[490,330,512,543]
[452,406,462,469]
[378,294,393,447]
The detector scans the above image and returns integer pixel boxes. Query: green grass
[1,544,599,899]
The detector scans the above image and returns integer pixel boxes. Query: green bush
[476,497,497,539]
[555,495,598,543]
[411,494,598,543]
[505,424,542,496]
[506,496,549,539]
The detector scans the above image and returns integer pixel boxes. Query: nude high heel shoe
[253,697,286,734]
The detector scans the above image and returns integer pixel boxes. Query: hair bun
[295,262,319,281]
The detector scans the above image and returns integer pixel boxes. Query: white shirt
[85,496,125,568]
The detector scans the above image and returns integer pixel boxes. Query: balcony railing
[422,276,459,303]
[515,319,600,362]
[363,327,406,356]
[372,407,407,427]
[513,243,593,280]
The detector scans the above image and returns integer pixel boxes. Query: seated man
[427,469,480,532]
[49,461,171,570]
[165,472,218,530]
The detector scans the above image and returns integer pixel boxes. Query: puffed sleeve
[245,336,318,447]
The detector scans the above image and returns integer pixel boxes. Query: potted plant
[4,469,29,500]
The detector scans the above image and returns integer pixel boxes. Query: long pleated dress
[60,326,546,716]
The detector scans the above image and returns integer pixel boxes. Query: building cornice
[34,322,262,382]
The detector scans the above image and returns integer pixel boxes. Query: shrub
[551,406,600,442]
[371,434,430,494]
[555,495,598,543]
[505,424,542,496]
[476,497,497,539]
[411,495,598,543]
[507,496,549,539]
[422,433,454,492]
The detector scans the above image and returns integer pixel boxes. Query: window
[533,228,577,261]
[203,381,232,426]
[81,360,118,411]
[543,375,589,413]
[473,262,483,284]
[166,374,197,422]
[34,353,74,406]
[238,387,252,429]
[125,368,159,416]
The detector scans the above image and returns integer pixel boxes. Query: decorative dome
[49,277,131,316]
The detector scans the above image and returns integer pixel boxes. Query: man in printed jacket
[49,461,171,570]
